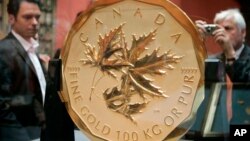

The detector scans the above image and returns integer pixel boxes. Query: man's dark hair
[7,0,42,17]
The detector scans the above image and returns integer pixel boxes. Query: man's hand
[195,20,236,59]
[195,20,208,39]
[213,26,236,59]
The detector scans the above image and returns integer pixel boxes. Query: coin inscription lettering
[80,33,88,43]
[61,0,206,140]
[154,13,165,25]
[171,33,182,44]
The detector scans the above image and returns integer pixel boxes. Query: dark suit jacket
[225,44,250,82]
[210,44,250,83]
[0,33,46,140]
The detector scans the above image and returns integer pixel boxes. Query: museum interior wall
[0,0,246,57]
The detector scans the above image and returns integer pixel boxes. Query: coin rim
[60,0,207,140]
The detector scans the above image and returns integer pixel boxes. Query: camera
[204,24,217,35]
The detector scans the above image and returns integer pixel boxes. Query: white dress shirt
[235,44,244,60]
[12,30,46,104]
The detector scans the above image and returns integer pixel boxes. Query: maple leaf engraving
[80,24,131,100]
[80,23,130,78]
[80,23,183,122]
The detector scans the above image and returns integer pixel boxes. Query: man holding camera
[196,8,250,82]
[196,8,250,126]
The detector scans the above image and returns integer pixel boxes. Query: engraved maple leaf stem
[89,68,99,101]
[90,67,105,101]
[93,73,105,92]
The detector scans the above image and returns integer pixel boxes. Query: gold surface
[60,0,206,140]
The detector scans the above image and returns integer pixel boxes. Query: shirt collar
[11,30,39,52]
[235,44,244,60]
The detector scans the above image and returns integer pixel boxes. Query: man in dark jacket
[0,0,46,141]
[196,8,250,127]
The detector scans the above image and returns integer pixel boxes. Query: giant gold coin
[60,0,206,140]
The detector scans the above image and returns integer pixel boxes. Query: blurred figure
[196,8,250,82]
[0,0,47,141]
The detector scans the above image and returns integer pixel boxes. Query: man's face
[11,1,41,41]
[218,18,245,50]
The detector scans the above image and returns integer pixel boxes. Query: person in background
[196,8,250,128]
[0,0,47,141]
[196,8,250,82]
